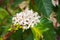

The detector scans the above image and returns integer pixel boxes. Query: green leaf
[39,18,56,40]
[0,7,8,19]
[35,18,50,32]
[33,0,53,17]
[55,27,60,36]
[11,0,24,8]
[31,17,56,40]
[0,26,10,37]
[10,29,23,40]
[0,7,12,26]
[3,0,9,5]
[43,27,55,40]
[23,29,34,40]
[56,6,60,23]
[43,29,56,40]
[0,0,9,7]
[31,27,43,40]
[0,7,9,25]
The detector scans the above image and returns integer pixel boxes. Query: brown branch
[3,30,15,40]
[3,25,16,40]
[31,0,35,5]
[4,6,12,16]
[0,0,3,5]
[9,0,14,5]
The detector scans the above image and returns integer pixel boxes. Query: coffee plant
[0,0,60,40]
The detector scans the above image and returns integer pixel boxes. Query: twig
[31,0,35,5]
[4,6,12,16]
[3,30,15,40]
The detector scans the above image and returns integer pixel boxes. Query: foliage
[0,0,60,40]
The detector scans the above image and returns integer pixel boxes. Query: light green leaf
[31,27,43,40]
[0,8,8,19]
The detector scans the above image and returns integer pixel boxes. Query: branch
[31,0,35,5]
[3,30,15,40]
[4,6,12,16]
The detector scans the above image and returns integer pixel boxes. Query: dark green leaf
[23,29,34,40]
[56,6,60,23]
[10,29,23,40]
[11,0,24,8]
[31,0,53,17]
[0,26,10,37]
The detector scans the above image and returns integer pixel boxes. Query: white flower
[12,8,40,29]
[52,0,59,6]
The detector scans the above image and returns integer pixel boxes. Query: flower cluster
[12,8,40,29]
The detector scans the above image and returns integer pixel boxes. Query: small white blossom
[12,8,40,29]
[52,0,59,6]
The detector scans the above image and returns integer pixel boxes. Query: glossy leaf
[40,18,56,40]
[31,0,53,17]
